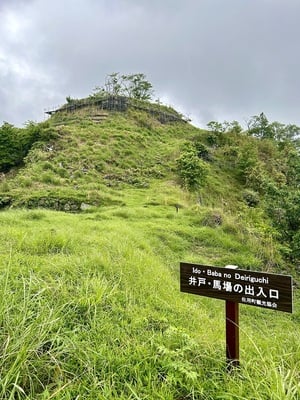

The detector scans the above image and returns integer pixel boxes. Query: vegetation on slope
[1,97,300,269]
[0,82,299,398]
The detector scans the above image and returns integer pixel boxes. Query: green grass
[0,207,298,399]
[5,112,201,206]
[0,106,299,398]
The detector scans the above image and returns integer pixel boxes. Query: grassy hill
[0,100,299,399]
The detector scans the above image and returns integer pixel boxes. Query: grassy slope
[6,109,191,203]
[0,107,299,399]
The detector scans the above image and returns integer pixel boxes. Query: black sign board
[180,262,293,313]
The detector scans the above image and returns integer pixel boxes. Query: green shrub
[0,195,11,208]
[242,189,260,207]
[236,144,259,183]
[194,142,212,161]
[176,143,209,191]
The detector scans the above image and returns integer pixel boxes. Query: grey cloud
[1,0,300,127]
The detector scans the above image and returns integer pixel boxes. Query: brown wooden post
[224,265,239,370]
[226,300,239,370]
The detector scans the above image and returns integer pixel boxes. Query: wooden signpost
[180,262,293,369]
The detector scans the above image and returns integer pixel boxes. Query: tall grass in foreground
[0,209,298,399]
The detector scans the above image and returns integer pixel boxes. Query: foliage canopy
[92,72,154,101]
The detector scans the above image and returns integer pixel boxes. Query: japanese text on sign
[180,263,293,313]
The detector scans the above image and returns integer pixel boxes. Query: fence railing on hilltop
[44,95,189,124]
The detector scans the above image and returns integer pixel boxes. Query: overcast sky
[1,0,300,128]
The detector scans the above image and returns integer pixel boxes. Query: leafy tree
[19,121,45,155]
[225,120,243,134]
[206,121,225,134]
[207,120,242,135]
[247,113,300,142]
[92,73,154,101]
[269,123,300,143]
[121,73,153,100]
[285,124,300,142]
[247,112,274,139]
[268,121,286,141]
[0,121,55,173]
[206,120,242,147]
[0,122,22,171]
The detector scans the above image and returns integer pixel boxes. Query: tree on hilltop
[93,72,154,101]
[121,73,154,100]
[246,112,300,142]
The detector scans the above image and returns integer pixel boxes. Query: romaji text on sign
[180,263,293,313]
